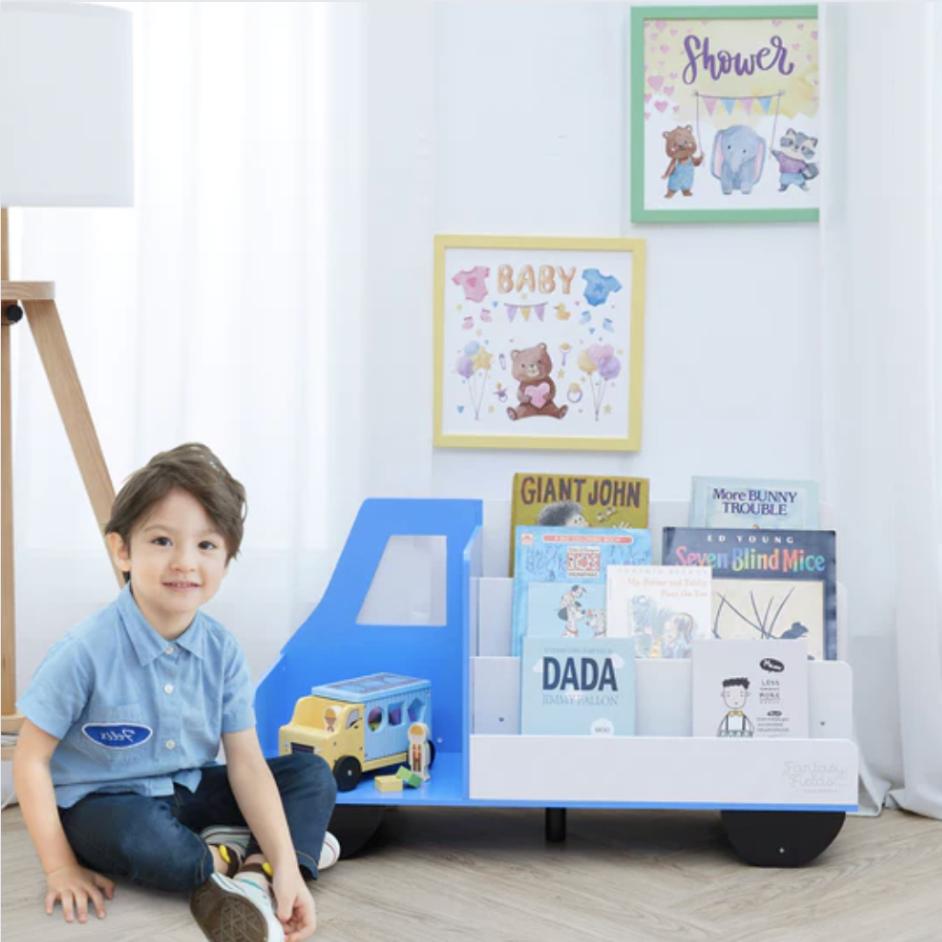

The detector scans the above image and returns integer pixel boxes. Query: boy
[13,443,338,942]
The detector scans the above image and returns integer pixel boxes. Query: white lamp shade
[0,1,133,207]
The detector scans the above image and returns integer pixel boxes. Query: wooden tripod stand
[1,209,123,758]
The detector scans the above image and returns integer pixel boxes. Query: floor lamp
[1,2,134,756]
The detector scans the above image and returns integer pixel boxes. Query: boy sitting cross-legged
[13,443,338,942]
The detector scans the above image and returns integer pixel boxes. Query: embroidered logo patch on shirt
[82,723,153,749]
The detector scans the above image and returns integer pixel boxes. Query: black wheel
[427,740,436,769]
[721,810,846,867]
[333,755,362,792]
[326,805,386,859]
[545,807,567,843]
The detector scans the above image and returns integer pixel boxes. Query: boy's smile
[107,488,229,639]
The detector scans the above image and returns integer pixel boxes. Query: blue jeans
[59,753,337,893]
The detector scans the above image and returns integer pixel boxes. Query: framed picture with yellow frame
[433,235,646,452]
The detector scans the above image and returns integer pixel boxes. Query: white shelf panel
[469,734,858,808]
[472,657,853,739]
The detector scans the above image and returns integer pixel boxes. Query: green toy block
[395,766,423,788]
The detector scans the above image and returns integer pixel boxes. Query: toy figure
[407,722,431,781]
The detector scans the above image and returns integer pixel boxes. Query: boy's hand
[45,864,115,923]
[272,867,317,941]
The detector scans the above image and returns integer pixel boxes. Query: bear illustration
[506,343,568,421]
[662,125,703,198]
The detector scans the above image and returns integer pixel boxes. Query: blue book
[689,476,819,529]
[520,637,636,735]
[511,525,652,656]
[662,527,837,660]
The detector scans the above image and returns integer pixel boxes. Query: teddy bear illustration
[662,125,703,198]
[506,343,568,421]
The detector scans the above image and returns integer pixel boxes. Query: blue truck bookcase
[255,498,858,865]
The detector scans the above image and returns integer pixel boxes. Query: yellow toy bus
[279,672,432,791]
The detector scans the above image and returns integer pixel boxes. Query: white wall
[361,2,823,503]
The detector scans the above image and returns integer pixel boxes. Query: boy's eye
[152,536,171,547]
[199,541,218,551]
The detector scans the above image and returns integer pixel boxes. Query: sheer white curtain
[9,2,366,689]
[821,2,942,818]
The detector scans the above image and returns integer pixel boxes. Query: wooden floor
[2,805,940,941]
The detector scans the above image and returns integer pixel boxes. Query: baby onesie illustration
[771,129,819,191]
[582,269,622,307]
[717,677,755,738]
[662,125,703,198]
[452,266,491,303]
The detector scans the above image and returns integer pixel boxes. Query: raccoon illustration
[771,129,819,191]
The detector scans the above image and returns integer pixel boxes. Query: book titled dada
[509,473,649,574]
[691,638,809,739]
[663,527,837,660]
[520,637,636,736]
[511,526,652,656]
[689,476,819,529]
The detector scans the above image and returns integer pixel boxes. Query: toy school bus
[279,673,432,791]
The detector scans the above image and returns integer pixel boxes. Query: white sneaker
[190,872,284,942]
[318,831,341,872]
[199,823,340,874]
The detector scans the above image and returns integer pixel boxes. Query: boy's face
[107,487,229,638]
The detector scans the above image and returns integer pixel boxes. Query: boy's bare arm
[13,719,115,922]
[223,728,317,941]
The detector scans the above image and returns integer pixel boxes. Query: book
[689,476,819,529]
[511,525,652,656]
[606,565,713,658]
[520,636,636,735]
[691,638,809,739]
[662,527,837,660]
[509,473,649,573]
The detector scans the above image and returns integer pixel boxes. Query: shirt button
[165,646,175,655]
[165,739,176,750]
[164,684,174,694]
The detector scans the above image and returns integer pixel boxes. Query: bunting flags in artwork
[697,90,783,117]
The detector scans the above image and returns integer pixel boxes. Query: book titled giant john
[662,527,837,660]
[689,476,819,529]
[520,637,636,736]
[512,526,652,657]
[510,473,649,573]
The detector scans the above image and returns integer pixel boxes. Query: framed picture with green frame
[630,5,819,224]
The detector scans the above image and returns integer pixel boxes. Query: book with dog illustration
[511,526,652,657]
[662,527,837,660]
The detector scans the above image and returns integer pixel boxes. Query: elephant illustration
[711,125,766,195]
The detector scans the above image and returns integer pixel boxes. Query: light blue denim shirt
[17,583,256,808]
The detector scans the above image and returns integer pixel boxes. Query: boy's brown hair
[105,443,246,580]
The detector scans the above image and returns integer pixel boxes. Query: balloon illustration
[455,344,493,420]
[578,343,622,420]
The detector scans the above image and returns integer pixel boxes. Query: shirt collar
[117,583,208,665]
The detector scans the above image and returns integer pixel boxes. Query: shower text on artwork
[497,265,577,295]
[682,33,796,85]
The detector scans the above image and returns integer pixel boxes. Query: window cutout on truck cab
[356,535,447,627]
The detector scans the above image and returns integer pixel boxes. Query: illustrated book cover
[689,476,819,529]
[511,526,652,657]
[520,636,636,736]
[691,638,809,739]
[605,565,712,658]
[509,472,649,573]
[662,527,837,660]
